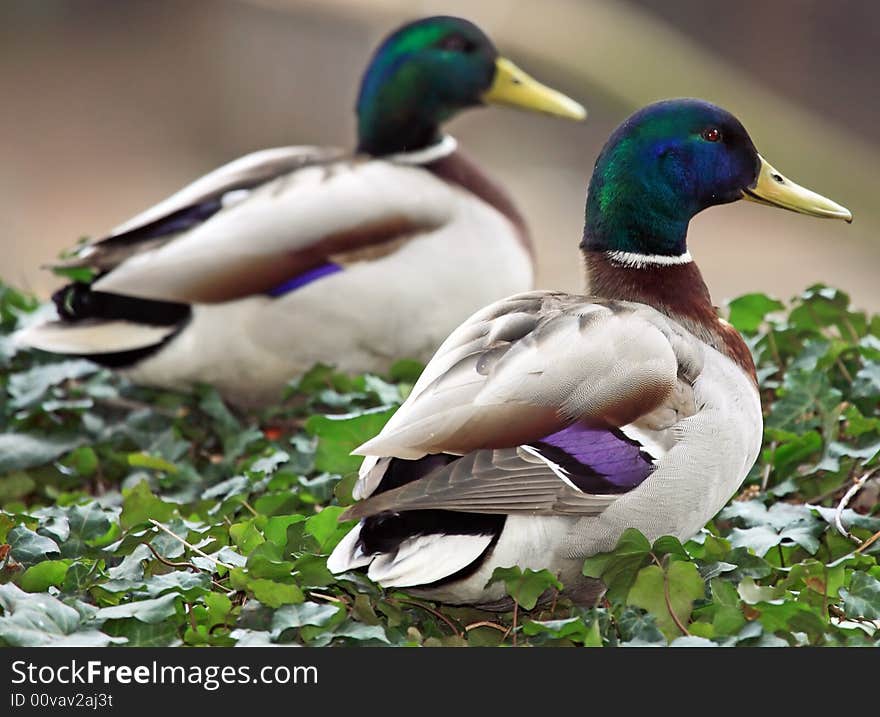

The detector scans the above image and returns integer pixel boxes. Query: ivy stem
[822,563,830,619]
[765,330,783,371]
[464,620,510,636]
[308,591,346,605]
[761,441,777,491]
[95,395,179,418]
[842,316,861,343]
[239,500,258,517]
[834,358,853,384]
[144,541,201,573]
[512,601,519,647]
[855,528,880,554]
[662,557,690,637]
[186,603,198,633]
[395,598,461,637]
[548,587,559,616]
[148,519,234,570]
[833,467,880,543]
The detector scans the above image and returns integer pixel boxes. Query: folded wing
[86,153,455,304]
[51,147,460,307]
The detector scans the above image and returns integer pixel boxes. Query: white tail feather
[14,320,176,355]
[326,522,372,574]
[352,455,390,500]
[365,533,492,588]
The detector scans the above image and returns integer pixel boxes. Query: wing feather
[356,292,699,461]
[347,291,705,519]
[59,147,344,273]
[344,447,618,520]
[109,146,343,239]
[72,154,456,304]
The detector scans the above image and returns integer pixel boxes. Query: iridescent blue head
[356,16,586,156]
[582,99,851,257]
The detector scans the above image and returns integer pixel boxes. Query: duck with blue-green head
[18,16,586,407]
[329,98,851,608]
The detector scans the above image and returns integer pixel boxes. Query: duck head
[356,16,586,156]
[582,98,851,259]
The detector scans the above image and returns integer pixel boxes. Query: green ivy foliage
[0,282,877,647]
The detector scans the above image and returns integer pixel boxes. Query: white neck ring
[606,250,693,268]
[387,135,458,165]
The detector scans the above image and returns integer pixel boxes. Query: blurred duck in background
[16,15,585,407]
[328,99,851,608]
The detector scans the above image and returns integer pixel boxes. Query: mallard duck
[327,98,852,608]
[15,16,585,407]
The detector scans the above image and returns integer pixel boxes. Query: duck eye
[702,127,722,143]
[438,34,473,53]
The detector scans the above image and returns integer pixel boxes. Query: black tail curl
[48,282,191,368]
[52,282,190,326]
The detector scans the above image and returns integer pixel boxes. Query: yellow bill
[482,57,586,121]
[743,155,852,222]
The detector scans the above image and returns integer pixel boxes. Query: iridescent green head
[582,99,851,258]
[356,16,586,156]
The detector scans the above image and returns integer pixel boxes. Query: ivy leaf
[138,572,211,601]
[753,601,826,643]
[201,476,249,502]
[53,264,97,284]
[247,579,304,609]
[627,561,704,641]
[102,619,179,647]
[727,293,783,333]
[197,387,241,437]
[229,629,276,647]
[737,577,780,604]
[264,514,308,548]
[121,482,176,529]
[651,535,689,561]
[363,375,405,406]
[0,433,83,473]
[728,526,782,557]
[853,362,880,400]
[840,572,880,620]
[388,359,424,383]
[770,431,822,472]
[61,445,99,477]
[61,503,114,553]
[723,502,824,556]
[19,560,70,592]
[270,602,341,640]
[617,607,665,645]
[0,583,122,647]
[670,636,719,647]
[248,450,290,477]
[8,359,97,408]
[582,528,651,602]
[810,505,880,534]
[522,617,596,645]
[305,507,355,553]
[229,519,265,554]
[95,593,181,624]
[486,567,562,611]
[246,542,296,580]
[8,526,61,566]
[305,407,396,475]
[292,554,335,588]
[320,621,389,645]
[766,370,841,434]
[128,452,179,474]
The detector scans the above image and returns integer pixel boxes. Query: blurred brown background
[2,0,878,308]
